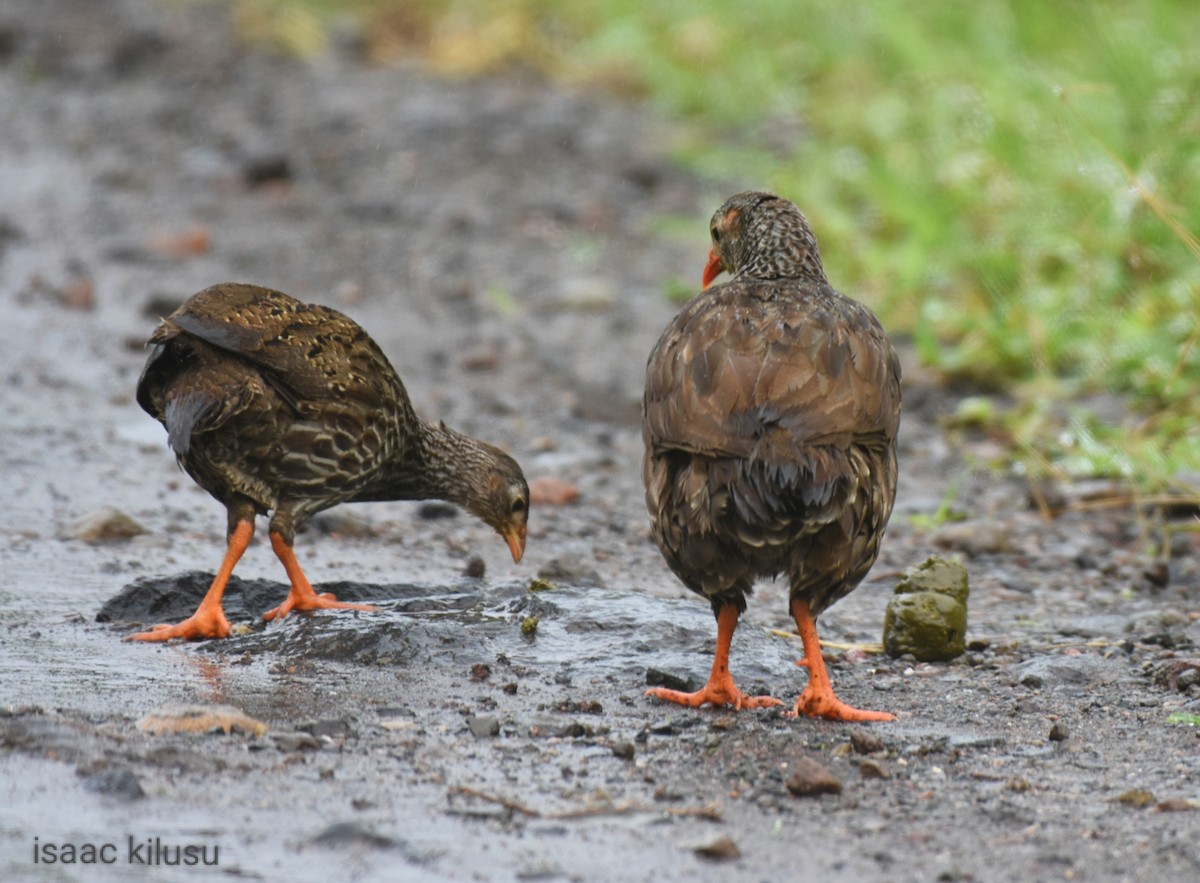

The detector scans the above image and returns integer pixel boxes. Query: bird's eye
[711,227,721,243]
[511,498,527,516]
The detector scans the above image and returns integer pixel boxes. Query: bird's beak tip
[505,526,526,564]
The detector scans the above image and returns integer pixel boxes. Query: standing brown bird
[129,283,529,642]
[642,192,900,722]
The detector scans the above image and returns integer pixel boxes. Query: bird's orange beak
[702,247,723,289]
[503,523,526,563]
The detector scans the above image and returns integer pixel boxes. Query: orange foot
[261,530,380,622]
[788,683,894,722]
[645,603,783,710]
[646,677,782,710]
[787,597,894,723]
[125,605,232,642]
[261,592,378,622]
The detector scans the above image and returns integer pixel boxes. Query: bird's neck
[366,419,489,512]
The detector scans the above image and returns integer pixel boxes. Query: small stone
[471,663,491,681]
[520,616,539,637]
[645,668,698,693]
[1155,798,1195,812]
[1116,789,1156,808]
[149,223,212,257]
[1048,721,1070,742]
[81,767,144,799]
[66,507,147,543]
[466,715,500,738]
[464,556,486,578]
[271,732,323,752]
[694,835,740,862]
[299,719,353,739]
[312,822,392,848]
[858,758,891,779]
[529,475,580,506]
[785,757,842,797]
[850,730,885,754]
[611,741,635,761]
[242,153,292,187]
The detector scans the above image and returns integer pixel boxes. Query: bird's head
[471,448,530,564]
[702,190,825,288]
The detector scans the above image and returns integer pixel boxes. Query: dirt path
[1,2,1198,881]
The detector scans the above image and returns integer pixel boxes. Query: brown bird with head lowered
[129,283,529,642]
[643,191,901,722]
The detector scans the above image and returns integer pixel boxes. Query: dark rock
[242,153,292,187]
[645,668,698,693]
[1048,721,1070,742]
[785,757,842,797]
[611,741,635,761]
[850,730,885,754]
[313,822,393,848]
[299,719,354,739]
[81,767,144,799]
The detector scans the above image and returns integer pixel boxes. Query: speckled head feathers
[707,191,826,285]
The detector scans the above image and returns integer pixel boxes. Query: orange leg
[646,604,783,710]
[126,520,253,642]
[260,531,378,622]
[787,598,894,722]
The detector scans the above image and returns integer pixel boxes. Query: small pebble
[694,835,740,862]
[1048,721,1070,742]
[67,507,147,543]
[529,475,580,506]
[859,758,891,779]
[850,730,885,754]
[82,767,145,800]
[785,757,842,797]
[1116,789,1155,808]
[466,715,500,738]
[271,732,323,752]
[312,822,392,848]
[611,741,635,761]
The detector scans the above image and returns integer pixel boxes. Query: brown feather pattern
[137,282,528,549]
[643,192,901,619]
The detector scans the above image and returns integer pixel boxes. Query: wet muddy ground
[2,1,1199,881]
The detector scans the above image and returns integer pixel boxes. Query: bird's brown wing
[644,280,900,471]
[154,282,402,415]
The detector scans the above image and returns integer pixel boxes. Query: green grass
[232,0,1200,493]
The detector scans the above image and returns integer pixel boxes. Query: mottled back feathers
[643,193,901,615]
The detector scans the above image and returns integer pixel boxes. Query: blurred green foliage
[233,0,1200,491]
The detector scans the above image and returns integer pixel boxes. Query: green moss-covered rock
[882,556,969,661]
